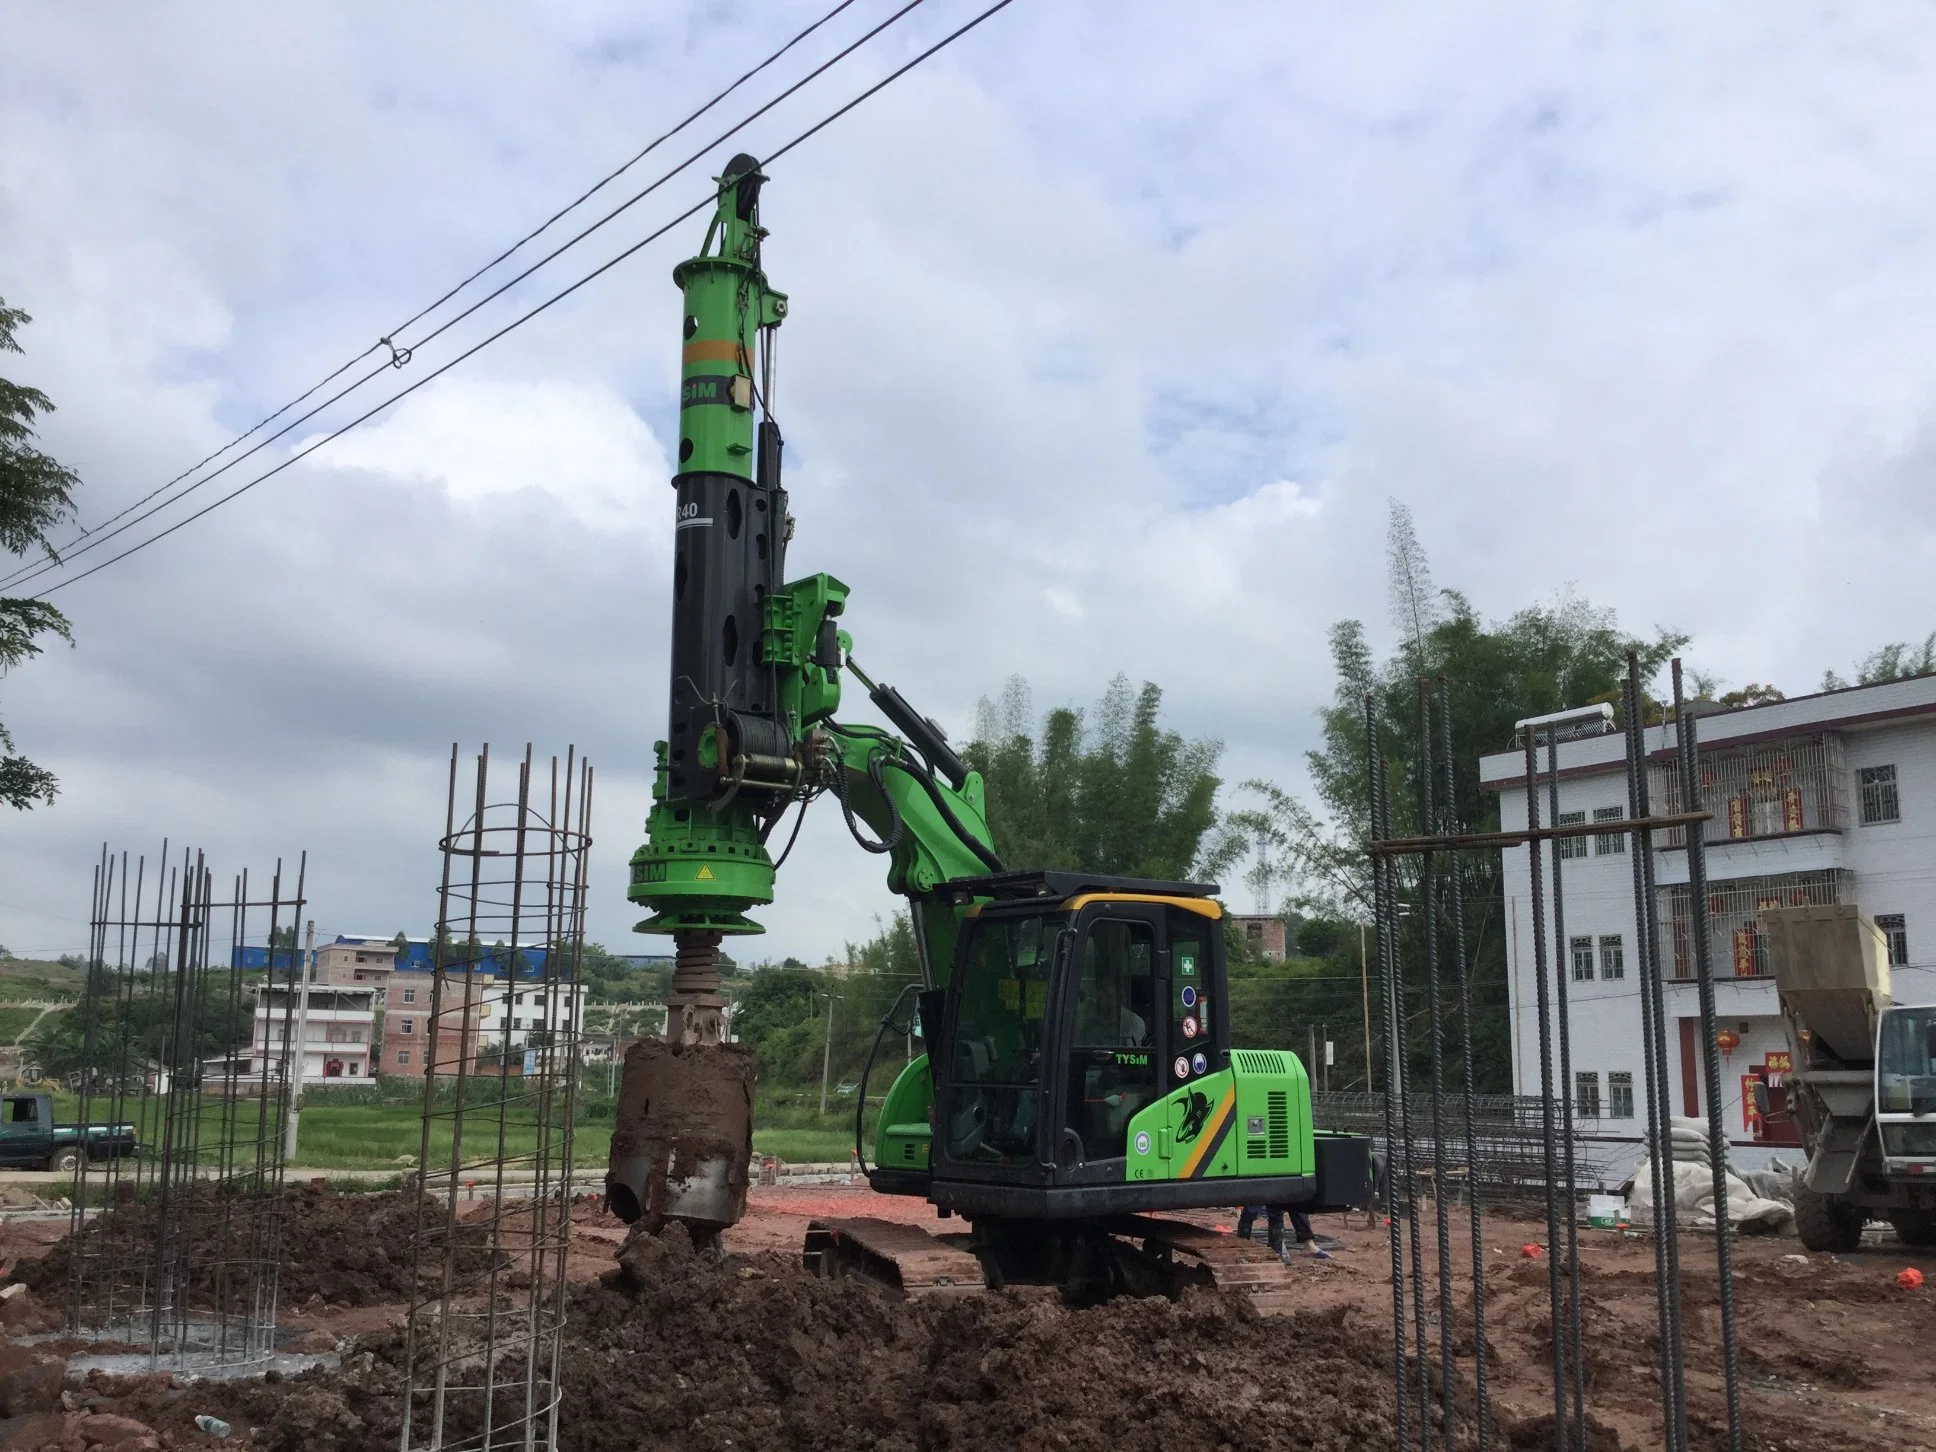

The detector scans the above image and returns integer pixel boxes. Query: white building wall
[1490,677,1936,1183]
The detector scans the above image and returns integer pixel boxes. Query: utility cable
[4,0,930,594]
[29,0,1021,599]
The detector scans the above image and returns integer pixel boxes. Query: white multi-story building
[244,983,379,1087]
[1483,674,1936,1177]
[476,980,586,1051]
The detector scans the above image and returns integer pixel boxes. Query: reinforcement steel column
[1670,662,1743,1452]
[1543,733,1586,1450]
[1437,680,1489,1452]
[1522,737,1568,1452]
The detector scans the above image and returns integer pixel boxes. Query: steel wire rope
[9,0,940,594]
[26,0,1022,600]
[0,0,872,590]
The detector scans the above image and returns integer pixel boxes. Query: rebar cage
[401,745,592,1452]
[1366,655,1743,1452]
[65,844,307,1372]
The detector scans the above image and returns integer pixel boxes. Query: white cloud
[6,2,1936,961]
[311,377,673,533]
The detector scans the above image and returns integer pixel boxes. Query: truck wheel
[1794,1186,1863,1252]
[1888,1211,1936,1248]
[50,1148,85,1176]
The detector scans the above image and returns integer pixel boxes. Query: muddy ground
[0,1185,1933,1451]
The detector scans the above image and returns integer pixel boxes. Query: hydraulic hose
[881,755,1004,875]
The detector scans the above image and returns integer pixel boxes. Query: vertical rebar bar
[403,744,589,1452]
[1418,682,1456,1447]
[1671,662,1743,1452]
[1543,734,1586,1449]
[1622,659,1687,1452]
[1522,737,1568,1452]
[1369,699,1411,1452]
[1384,738,1434,1451]
[1437,680,1489,1452]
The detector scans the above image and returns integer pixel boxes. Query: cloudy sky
[4,2,1935,963]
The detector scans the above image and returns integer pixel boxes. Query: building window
[1876,913,1909,967]
[1599,935,1625,980]
[1569,936,1595,982]
[402,988,417,1004]
[397,1051,411,1067]
[400,1018,414,1034]
[1859,764,1900,825]
[1609,1072,1634,1119]
[1557,810,1588,860]
[1593,806,1626,855]
[1575,1072,1601,1118]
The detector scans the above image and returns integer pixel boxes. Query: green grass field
[34,1091,867,1170]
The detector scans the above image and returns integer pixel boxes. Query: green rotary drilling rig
[607,156,1368,1298]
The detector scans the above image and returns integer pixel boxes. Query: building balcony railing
[1651,731,1846,847]
[1657,868,1851,981]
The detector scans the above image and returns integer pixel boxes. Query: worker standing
[1236,1204,1333,1262]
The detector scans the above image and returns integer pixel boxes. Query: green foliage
[0,297,80,811]
[734,967,820,1055]
[576,941,670,1003]
[23,974,253,1083]
[964,674,1237,881]
[1821,631,1936,692]
[1224,504,1689,1093]
[730,916,923,1093]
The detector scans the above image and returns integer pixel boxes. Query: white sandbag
[1629,1158,1792,1234]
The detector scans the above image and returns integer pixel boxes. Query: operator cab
[1877,1004,1936,1163]
[920,870,1260,1217]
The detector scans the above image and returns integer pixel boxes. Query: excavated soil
[15,1187,497,1310]
[10,1187,1936,1451]
[165,1223,1415,1452]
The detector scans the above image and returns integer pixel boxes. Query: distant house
[1231,915,1288,962]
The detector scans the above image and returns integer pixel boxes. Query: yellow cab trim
[1060,893,1223,920]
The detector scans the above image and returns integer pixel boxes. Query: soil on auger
[606,1038,756,1231]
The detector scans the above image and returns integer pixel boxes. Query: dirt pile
[567,1225,1411,1452]
[145,1224,1419,1452]
[16,1188,499,1310]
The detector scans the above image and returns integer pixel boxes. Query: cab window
[1062,919,1157,1162]
[944,913,1064,1162]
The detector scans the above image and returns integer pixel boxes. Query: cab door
[1162,906,1226,1095]
[1054,905,1162,1182]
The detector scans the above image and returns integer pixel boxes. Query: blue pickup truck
[0,1093,138,1173]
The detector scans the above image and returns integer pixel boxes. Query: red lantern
[1715,1029,1741,1061]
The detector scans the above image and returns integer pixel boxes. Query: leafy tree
[0,299,82,810]
[964,674,1240,881]
[575,941,669,1003]
[1821,632,1936,691]
[1226,507,1687,1092]
[26,973,252,1083]
[733,967,821,1060]
[1719,683,1784,709]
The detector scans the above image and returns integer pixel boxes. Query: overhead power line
[29,0,1022,600]
[0,0,887,593]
